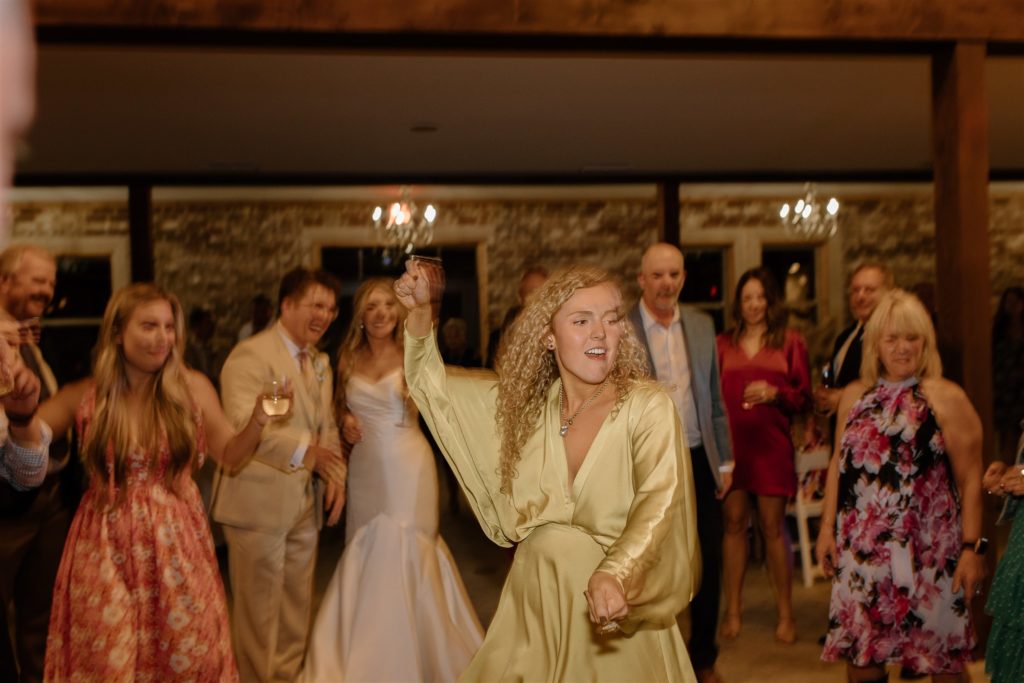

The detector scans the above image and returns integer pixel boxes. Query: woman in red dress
[40,283,282,682]
[717,267,810,645]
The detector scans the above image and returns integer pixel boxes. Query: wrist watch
[962,538,988,555]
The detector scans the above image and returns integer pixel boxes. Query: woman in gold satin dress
[394,263,700,682]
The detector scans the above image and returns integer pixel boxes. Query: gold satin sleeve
[596,387,700,629]
[404,326,513,547]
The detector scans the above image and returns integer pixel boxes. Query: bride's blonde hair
[494,265,649,492]
[334,277,407,418]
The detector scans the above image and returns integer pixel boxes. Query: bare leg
[721,489,750,640]
[756,494,795,643]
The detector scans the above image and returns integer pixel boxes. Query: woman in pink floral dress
[816,290,985,682]
[39,283,283,682]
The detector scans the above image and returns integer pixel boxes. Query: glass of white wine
[261,377,293,417]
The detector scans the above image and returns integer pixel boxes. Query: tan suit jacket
[212,324,341,533]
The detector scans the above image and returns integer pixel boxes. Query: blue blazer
[628,303,733,488]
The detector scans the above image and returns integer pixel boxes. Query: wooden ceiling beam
[33,0,1024,44]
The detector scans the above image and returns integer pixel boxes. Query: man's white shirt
[638,299,702,449]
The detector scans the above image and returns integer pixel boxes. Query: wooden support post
[129,182,154,282]
[930,40,993,644]
[657,180,680,248]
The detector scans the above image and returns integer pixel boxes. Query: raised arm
[394,259,434,337]
[220,343,321,473]
[187,368,274,470]
[594,389,698,630]
[218,344,346,523]
[37,378,91,445]
[396,259,511,546]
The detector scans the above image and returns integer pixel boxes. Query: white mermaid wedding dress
[300,369,483,683]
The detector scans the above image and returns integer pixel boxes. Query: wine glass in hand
[408,255,445,318]
[261,376,293,418]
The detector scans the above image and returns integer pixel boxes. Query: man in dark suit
[814,261,893,416]
[628,243,733,683]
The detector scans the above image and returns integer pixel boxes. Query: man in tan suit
[215,267,347,683]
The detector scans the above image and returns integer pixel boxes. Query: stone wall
[8,186,1022,368]
[680,192,939,288]
[151,197,659,363]
[681,187,1024,308]
[10,201,128,238]
[991,192,1024,301]
[444,199,659,317]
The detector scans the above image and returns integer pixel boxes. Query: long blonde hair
[494,265,649,492]
[82,283,197,508]
[860,288,943,385]
[334,277,407,417]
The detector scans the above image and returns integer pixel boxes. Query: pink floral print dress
[44,387,238,682]
[821,377,973,674]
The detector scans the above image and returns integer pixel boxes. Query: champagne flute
[402,255,444,427]
[261,376,292,417]
[814,362,835,416]
[820,361,835,389]
[408,254,445,319]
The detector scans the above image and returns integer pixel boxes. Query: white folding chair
[787,446,831,587]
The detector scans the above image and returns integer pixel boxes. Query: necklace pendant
[559,423,569,437]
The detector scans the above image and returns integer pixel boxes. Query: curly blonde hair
[494,265,650,492]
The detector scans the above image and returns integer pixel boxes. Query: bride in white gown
[301,278,483,683]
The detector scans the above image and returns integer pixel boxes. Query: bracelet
[6,409,36,428]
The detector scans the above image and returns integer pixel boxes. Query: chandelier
[371,186,437,259]
[779,183,840,239]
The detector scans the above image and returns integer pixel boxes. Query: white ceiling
[20,46,1024,178]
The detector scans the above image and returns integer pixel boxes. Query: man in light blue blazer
[628,243,733,683]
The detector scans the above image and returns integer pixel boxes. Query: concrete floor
[233,483,989,683]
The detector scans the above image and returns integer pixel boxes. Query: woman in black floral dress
[816,290,985,682]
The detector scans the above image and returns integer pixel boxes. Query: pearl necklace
[558,380,609,437]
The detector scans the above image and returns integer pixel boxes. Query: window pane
[40,324,98,384]
[761,246,817,325]
[320,246,480,357]
[705,307,725,333]
[680,248,724,304]
[48,256,112,319]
